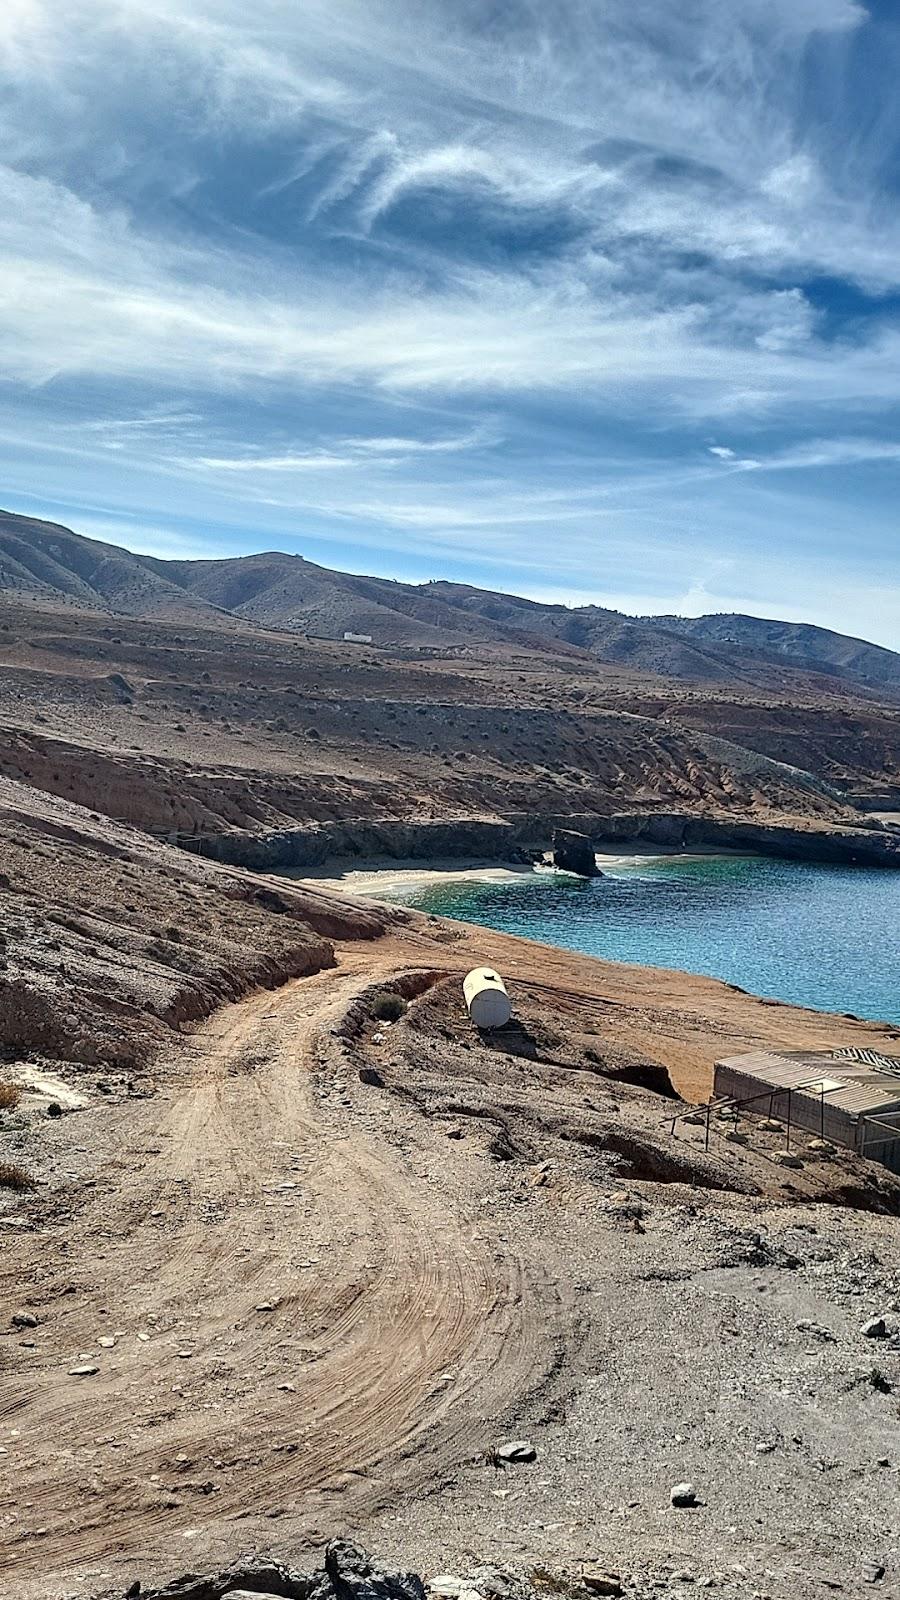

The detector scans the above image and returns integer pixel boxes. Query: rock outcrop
[136,1540,427,1600]
[552,828,599,877]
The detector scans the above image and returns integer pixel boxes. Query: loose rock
[496,1439,537,1463]
[581,1572,623,1597]
[670,1481,698,1508]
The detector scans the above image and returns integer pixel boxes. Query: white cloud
[195,450,354,472]
[0,0,896,647]
[708,436,900,474]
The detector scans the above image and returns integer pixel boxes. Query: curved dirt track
[0,946,560,1598]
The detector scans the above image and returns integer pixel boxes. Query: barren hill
[0,509,219,623]
[3,509,899,703]
[657,611,900,698]
[2,507,900,865]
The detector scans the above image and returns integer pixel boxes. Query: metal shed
[714,1048,900,1172]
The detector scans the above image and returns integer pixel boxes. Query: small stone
[46,1102,63,1118]
[775,1152,803,1168]
[255,1302,276,1312]
[68,1365,98,1377]
[496,1439,536,1463]
[428,1580,468,1597]
[98,1336,116,1348]
[863,1318,888,1339]
[125,1583,141,1599]
[11,1313,38,1328]
[671,1481,698,1507]
[862,1564,885,1584]
[724,1129,748,1144]
[177,1349,193,1359]
[358,1066,384,1087]
[278,1382,296,1392]
[220,1593,286,1600]
[445,1127,464,1140]
[581,1572,623,1597]
[796,1319,836,1343]
[756,1442,776,1454]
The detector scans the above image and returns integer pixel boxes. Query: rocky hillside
[0,774,390,1073]
[0,509,218,623]
[657,612,900,698]
[2,508,899,699]
[3,598,891,875]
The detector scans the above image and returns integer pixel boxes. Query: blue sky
[2,0,900,643]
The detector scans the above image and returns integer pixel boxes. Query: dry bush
[0,1082,21,1111]
[371,990,407,1023]
[0,1162,34,1191]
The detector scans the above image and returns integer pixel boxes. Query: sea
[382,853,900,1025]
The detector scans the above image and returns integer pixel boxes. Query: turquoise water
[392,855,900,1024]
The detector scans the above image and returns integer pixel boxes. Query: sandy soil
[298,860,538,898]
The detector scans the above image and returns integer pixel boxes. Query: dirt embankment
[0,776,393,1075]
[625,691,900,802]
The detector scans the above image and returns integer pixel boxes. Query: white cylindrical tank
[463,967,511,1029]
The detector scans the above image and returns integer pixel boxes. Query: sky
[2,0,900,644]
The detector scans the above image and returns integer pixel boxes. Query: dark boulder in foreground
[134,1541,427,1600]
[551,828,600,878]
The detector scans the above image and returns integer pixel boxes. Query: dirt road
[0,947,557,1598]
[6,913,900,1600]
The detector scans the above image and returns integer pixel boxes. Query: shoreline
[296,857,538,898]
[296,850,900,1027]
[295,844,752,899]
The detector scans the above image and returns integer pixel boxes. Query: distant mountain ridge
[2,506,899,700]
[653,612,900,697]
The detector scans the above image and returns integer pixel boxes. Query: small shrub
[371,991,407,1024]
[0,1162,35,1191]
[0,1082,21,1111]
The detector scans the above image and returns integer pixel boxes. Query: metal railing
[669,1081,827,1152]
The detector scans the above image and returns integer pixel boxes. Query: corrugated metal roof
[715,1049,900,1120]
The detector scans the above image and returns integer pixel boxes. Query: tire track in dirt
[0,946,564,1596]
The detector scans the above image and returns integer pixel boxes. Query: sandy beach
[296,858,539,898]
[296,846,745,900]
